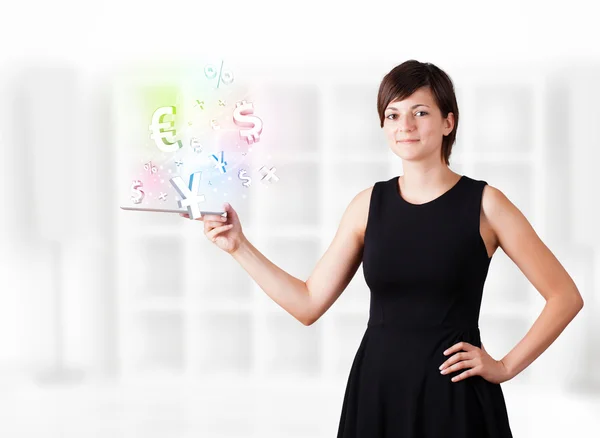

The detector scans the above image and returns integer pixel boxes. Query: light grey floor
[1,380,599,437]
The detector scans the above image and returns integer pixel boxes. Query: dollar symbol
[149,106,183,153]
[190,137,203,153]
[232,100,263,144]
[131,180,145,204]
[238,169,252,187]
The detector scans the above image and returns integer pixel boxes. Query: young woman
[181,60,584,437]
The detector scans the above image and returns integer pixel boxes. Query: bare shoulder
[481,182,538,249]
[347,185,374,241]
[480,182,584,305]
[480,184,505,238]
[481,183,511,218]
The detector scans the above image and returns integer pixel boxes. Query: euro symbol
[149,106,183,153]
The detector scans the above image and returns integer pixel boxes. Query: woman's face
[383,86,453,162]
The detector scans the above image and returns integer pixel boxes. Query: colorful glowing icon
[170,172,206,219]
[233,100,263,145]
[211,151,228,174]
[144,161,157,174]
[259,165,279,183]
[131,180,144,204]
[149,106,183,153]
[204,60,234,88]
[238,169,251,187]
[190,137,203,153]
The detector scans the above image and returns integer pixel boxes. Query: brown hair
[377,60,459,166]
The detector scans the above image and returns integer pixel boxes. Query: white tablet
[120,206,226,216]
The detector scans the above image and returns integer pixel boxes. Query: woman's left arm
[483,185,584,380]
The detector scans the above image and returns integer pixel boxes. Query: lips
[398,139,419,142]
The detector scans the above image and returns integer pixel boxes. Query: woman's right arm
[230,237,313,325]
[230,186,371,326]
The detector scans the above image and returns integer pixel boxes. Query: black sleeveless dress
[336,174,513,438]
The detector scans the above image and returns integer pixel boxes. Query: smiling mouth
[398,140,419,143]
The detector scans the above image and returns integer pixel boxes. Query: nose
[396,114,416,132]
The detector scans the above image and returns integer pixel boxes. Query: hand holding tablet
[179,203,244,254]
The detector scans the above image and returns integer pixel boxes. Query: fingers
[223,202,233,217]
[205,219,226,228]
[443,341,474,356]
[178,213,226,222]
[204,221,227,235]
[439,351,469,370]
[206,223,234,241]
[207,215,228,222]
[440,358,477,375]
[450,368,476,383]
[179,213,201,220]
[204,216,228,232]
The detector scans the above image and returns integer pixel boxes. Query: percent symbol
[144,161,157,174]
[204,60,234,88]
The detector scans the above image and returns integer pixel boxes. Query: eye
[385,111,428,120]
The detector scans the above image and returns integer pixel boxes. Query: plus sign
[259,165,279,183]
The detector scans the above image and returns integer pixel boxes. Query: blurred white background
[1,0,600,436]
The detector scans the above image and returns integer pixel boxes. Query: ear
[445,112,455,134]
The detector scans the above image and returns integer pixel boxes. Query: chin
[390,150,412,160]
[391,147,427,161]
[391,144,419,157]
